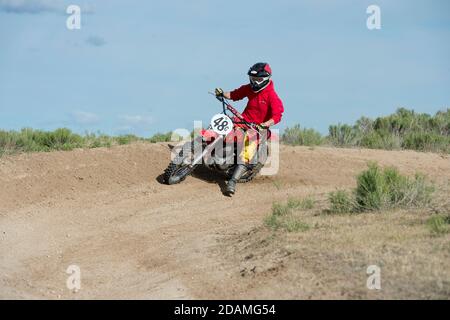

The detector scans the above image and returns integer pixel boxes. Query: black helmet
[247,62,272,92]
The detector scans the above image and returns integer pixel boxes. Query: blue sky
[1,0,449,136]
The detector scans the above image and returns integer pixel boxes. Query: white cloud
[0,0,94,14]
[119,115,153,127]
[0,0,62,14]
[71,110,100,126]
[116,114,154,135]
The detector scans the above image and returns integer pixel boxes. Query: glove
[215,88,224,97]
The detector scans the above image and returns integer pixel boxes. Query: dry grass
[225,188,450,299]
[265,197,315,232]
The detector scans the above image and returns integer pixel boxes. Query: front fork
[189,135,224,168]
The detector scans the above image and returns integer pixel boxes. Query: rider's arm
[223,92,231,100]
[229,85,251,101]
[261,118,275,127]
[267,91,284,125]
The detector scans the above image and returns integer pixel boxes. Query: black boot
[225,164,247,196]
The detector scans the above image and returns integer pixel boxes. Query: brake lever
[208,91,226,102]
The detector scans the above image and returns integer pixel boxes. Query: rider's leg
[225,130,259,196]
[242,137,259,164]
[225,164,247,195]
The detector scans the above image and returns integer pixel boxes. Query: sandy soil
[0,143,449,299]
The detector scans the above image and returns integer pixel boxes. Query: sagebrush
[281,108,450,153]
[0,128,174,156]
[327,162,435,213]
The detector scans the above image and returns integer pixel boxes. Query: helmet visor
[249,76,270,85]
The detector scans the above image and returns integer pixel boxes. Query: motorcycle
[163,94,270,185]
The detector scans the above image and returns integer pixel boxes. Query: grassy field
[252,163,450,298]
[239,203,450,298]
[265,163,444,232]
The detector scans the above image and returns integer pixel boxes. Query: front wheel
[163,142,197,185]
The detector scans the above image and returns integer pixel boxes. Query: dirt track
[1,143,449,299]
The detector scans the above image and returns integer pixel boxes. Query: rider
[215,62,284,196]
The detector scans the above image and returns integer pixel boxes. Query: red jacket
[229,81,284,125]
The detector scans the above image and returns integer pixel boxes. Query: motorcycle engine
[213,146,234,170]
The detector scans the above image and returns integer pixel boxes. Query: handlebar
[213,94,269,131]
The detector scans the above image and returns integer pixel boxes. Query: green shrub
[0,128,85,153]
[355,163,434,211]
[265,197,314,232]
[272,202,290,216]
[426,215,450,235]
[328,190,354,213]
[402,132,450,152]
[328,123,359,146]
[326,163,435,213]
[283,218,310,232]
[282,124,324,146]
[287,197,315,210]
[264,213,280,230]
[0,128,160,156]
[355,116,374,134]
[322,108,450,153]
[148,132,173,143]
[116,134,140,145]
[0,127,191,156]
[264,213,310,232]
[355,163,388,210]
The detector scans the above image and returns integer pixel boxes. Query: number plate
[210,114,233,136]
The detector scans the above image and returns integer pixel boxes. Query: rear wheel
[226,142,267,183]
[239,163,263,183]
[225,162,263,183]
